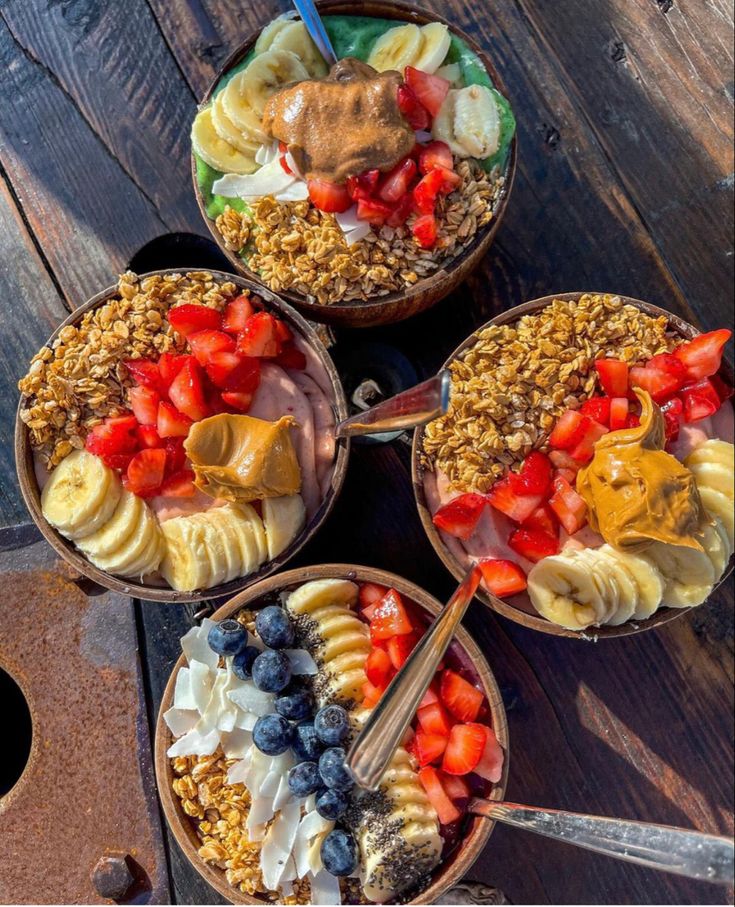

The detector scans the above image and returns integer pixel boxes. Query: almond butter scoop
[576,390,706,552]
[184,414,301,503]
[262,57,415,183]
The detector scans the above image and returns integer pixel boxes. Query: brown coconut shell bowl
[155,563,509,905]
[15,270,349,604]
[192,0,517,329]
[412,292,735,639]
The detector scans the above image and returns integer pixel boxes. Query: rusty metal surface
[0,526,169,904]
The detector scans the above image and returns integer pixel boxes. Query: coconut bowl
[155,563,509,904]
[192,0,517,329]
[412,292,735,639]
[15,270,349,604]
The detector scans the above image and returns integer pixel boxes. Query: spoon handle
[335,370,451,438]
[347,566,482,789]
[291,0,338,66]
[470,799,735,885]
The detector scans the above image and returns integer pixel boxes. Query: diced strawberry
[629,366,680,403]
[222,294,256,334]
[237,312,281,358]
[136,424,162,449]
[645,352,688,386]
[508,527,560,563]
[568,418,608,463]
[478,558,528,598]
[307,178,352,213]
[548,449,581,474]
[85,414,138,458]
[555,467,578,484]
[473,725,504,783]
[440,669,484,722]
[159,468,197,498]
[168,303,222,337]
[440,771,471,802]
[273,316,292,346]
[625,413,641,428]
[487,476,543,524]
[168,359,210,422]
[221,390,254,412]
[125,448,166,497]
[101,452,135,471]
[164,437,186,473]
[418,701,454,737]
[405,66,450,117]
[595,358,629,397]
[418,140,453,175]
[386,192,416,227]
[418,766,461,824]
[661,395,683,443]
[508,451,553,496]
[609,396,629,430]
[580,396,610,426]
[157,400,193,438]
[366,647,394,687]
[411,213,438,249]
[370,588,414,641]
[432,492,487,540]
[346,169,381,201]
[378,157,418,203]
[124,358,164,393]
[387,632,419,670]
[187,329,235,366]
[548,409,589,450]
[419,681,440,710]
[276,345,307,370]
[522,503,559,537]
[681,377,721,423]
[413,167,460,214]
[362,680,385,709]
[359,582,389,612]
[205,351,261,393]
[397,83,430,130]
[129,386,160,426]
[548,475,587,535]
[414,732,448,767]
[711,373,734,402]
[442,722,486,775]
[673,329,732,380]
[356,197,394,226]
[158,352,191,391]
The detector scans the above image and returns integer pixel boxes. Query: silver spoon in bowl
[291,0,338,67]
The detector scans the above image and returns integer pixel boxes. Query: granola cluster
[422,294,675,492]
[214,160,503,306]
[18,271,239,468]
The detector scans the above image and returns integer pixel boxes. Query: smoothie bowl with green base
[191,1,516,328]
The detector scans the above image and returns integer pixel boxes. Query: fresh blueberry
[275,689,314,721]
[253,714,294,756]
[320,829,358,877]
[251,649,292,693]
[314,704,350,746]
[207,619,248,656]
[255,605,295,649]
[231,645,260,680]
[287,761,322,797]
[316,788,350,820]
[318,747,354,791]
[292,720,323,762]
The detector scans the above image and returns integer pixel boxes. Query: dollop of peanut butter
[576,390,706,552]
[184,414,301,503]
[262,57,415,183]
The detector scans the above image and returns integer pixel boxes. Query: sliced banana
[91,506,158,575]
[367,24,423,72]
[527,549,609,630]
[221,72,271,145]
[644,540,715,608]
[191,106,258,174]
[262,494,306,559]
[432,84,500,159]
[684,438,734,471]
[41,450,121,540]
[431,89,467,156]
[697,486,734,545]
[436,62,461,85]
[286,578,358,616]
[605,545,664,620]
[239,49,310,118]
[210,92,261,156]
[77,490,144,558]
[411,22,451,74]
[160,515,211,592]
[191,512,233,587]
[687,462,734,499]
[207,508,246,584]
[120,525,165,579]
[254,14,293,53]
[588,547,638,626]
[573,548,619,625]
[225,503,267,574]
[270,20,328,78]
[700,519,730,579]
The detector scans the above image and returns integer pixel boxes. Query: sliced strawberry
[159,468,197,498]
[222,293,256,334]
[568,418,608,463]
[418,701,454,737]
[595,358,629,397]
[356,197,393,226]
[418,140,453,174]
[221,390,254,412]
[681,377,721,422]
[370,588,414,641]
[645,352,688,386]
[414,167,460,214]
[205,351,261,393]
[397,83,430,130]
[609,396,629,430]
[661,395,683,443]
[136,424,162,449]
[276,345,307,370]
[626,413,641,428]
[346,169,381,201]
[629,366,680,403]
[711,373,734,402]
[168,359,210,422]
[440,771,471,802]
[386,192,416,227]
[442,722,486,775]
[125,448,166,497]
[478,558,528,598]
[548,475,587,535]
[362,679,385,709]
[187,329,235,366]
[432,492,487,540]
[548,449,581,474]
[580,396,610,426]
[158,352,191,391]
[129,386,160,426]
[440,669,484,722]
[272,317,292,346]
[418,766,461,825]
[548,409,588,450]
[237,312,281,358]
[473,725,504,783]
[419,681,440,710]
[168,303,222,337]
[307,178,352,213]
[85,414,138,457]
[157,400,193,438]
[522,503,559,537]
[509,451,553,496]
[405,66,450,117]
[359,582,389,613]
[508,527,560,563]
[124,358,163,392]
[386,632,419,670]
[378,157,418,203]
[414,732,448,767]
[366,647,394,687]
[101,452,135,471]
[555,467,578,484]
[486,476,543,524]
[673,329,732,380]
[412,213,438,249]
[164,436,186,473]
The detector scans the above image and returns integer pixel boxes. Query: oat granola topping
[422,294,675,492]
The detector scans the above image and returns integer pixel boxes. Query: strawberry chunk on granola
[411,213,439,249]
[187,329,235,366]
[222,294,256,333]
[237,312,281,358]
[307,178,352,213]
[595,358,628,397]
[168,303,222,337]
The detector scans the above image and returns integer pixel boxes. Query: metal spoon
[335,370,451,438]
[291,0,338,67]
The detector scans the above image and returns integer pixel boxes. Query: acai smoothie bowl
[191,1,516,327]
[15,270,348,602]
[413,293,734,638]
[155,565,508,905]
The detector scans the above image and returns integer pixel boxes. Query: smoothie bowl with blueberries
[154,565,508,904]
[191,0,516,326]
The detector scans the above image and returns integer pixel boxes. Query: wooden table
[0,0,732,904]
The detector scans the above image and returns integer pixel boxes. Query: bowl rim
[14,268,350,603]
[154,562,510,904]
[190,0,518,322]
[411,291,735,639]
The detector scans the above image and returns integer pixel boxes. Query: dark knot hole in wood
[0,666,32,797]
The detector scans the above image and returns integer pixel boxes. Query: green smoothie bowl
[191,1,517,328]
